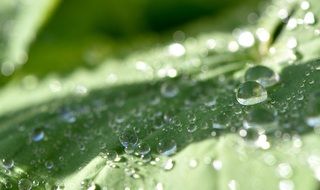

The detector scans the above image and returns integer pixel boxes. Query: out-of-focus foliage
[1,0,320,189]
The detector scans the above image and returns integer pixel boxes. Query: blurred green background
[0,0,261,86]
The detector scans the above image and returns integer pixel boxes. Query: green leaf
[0,0,59,76]
[1,0,320,189]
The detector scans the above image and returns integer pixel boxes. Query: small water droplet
[243,107,276,131]
[237,31,255,48]
[245,65,280,87]
[305,91,320,128]
[119,128,138,148]
[31,128,45,142]
[160,82,179,98]
[18,178,32,190]
[45,160,54,170]
[187,124,198,133]
[300,1,310,10]
[168,43,185,57]
[162,159,175,171]
[136,142,151,155]
[228,180,238,190]
[189,159,198,168]
[157,139,177,156]
[304,12,316,25]
[236,81,267,105]
[279,180,294,190]
[212,160,223,170]
[2,158,14,170]
[277,163,293,179]
[286,37,298,49]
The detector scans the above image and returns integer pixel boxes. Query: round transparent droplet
[119,128,138,147]
[124,144,136,154]
[187,124,198,133]
[305,91,320,127]
[18,178,32,190]
[136,142,151,155]
[160,82,179,98]
[157,139,177,156]
[236,81,268,106]
[45,160,54,170]
[245,65,279,87]
[243,107,276,131]
[2,158,14,170]
[31,128,45,142]
[106,150,118,161]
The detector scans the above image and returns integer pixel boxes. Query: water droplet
[300,1,310,10]
[228,180,238,190]
[61,110,76,123]
[277,163,293,179]
[124,144,136,154]
[18,178,32,190]
[136,142,151,155]
[189,159,198,168]
[212,160,223,170]
[286,37,298,49]
[236,81,267,105]
[228,41,239,52]
[2,158,14,170]
[243,107,276,131]
[305,91,320,127]
[237,31,255,48]
[168,43,185,57]
[31,128,45,142]
[162,159,175,171]
[156,182,164,190]
[245,65,280,87]
[256,28,270,42]
[279,180,294,190]
[157,139,177,156]
[119,128,138,148]
[106,150,119,161]
[187,124,198,133]
[160,82,179,98]
[304,12,316,25]
[45,160,54,170]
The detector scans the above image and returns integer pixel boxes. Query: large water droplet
[157,139,177,156]
[119,128,138,148]
[236,81,267,105]
[2,158,14,170]
[245,65,279,87]
[136,142,151,155]
[31,128,45,142]
[160,82,179,98]
[243,107,276,131]
[18,178,32,190]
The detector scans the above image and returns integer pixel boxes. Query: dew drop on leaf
[2,158,14,170]
[18,178,32,190]
[157,139,177,156]
[31,128,45,142]
[136,142,151,155]
[244,65,279,87]
[160,82,179,98]
[236,81,267,105]
[243,107,276,131]
[162,158,175,171]
[119,128,138,148]
[305,91,320,127]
